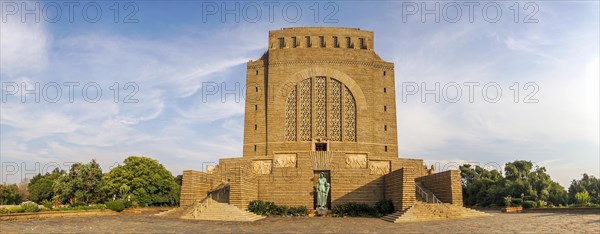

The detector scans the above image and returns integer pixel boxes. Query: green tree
[460,164,504,206]
[61,160,104,205]
[175,175,183,186]
[502,160,567,205]
[504,160,533,181]
[103,156,180,206]
[460,160,568,207]
[568,173,600,204]
[28,168,65,203]
[0,184,23,205]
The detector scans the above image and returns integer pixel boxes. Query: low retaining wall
[523,207,600,214]
[0,210,117,221]
[502,207,523,213]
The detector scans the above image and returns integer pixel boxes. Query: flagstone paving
[1,210,598,233]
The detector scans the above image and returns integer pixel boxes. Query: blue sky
[1,1,598,188]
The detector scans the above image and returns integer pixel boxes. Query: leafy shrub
[288,206,308,216]
[247,200,306,216]
[511,198,522,206]
[0,206,30,214]
[60,204,106,211]
[9,206,26,213]
[522,200,537,209]
[41,200,53,210]
[106,200,125,212]
[0,206,25,214]
[375,200,394,215]
[333,202,378,217]
[123,200,134,208]
[575,191,591,206]
[248,200,276,215]
[20,201,40,212]
[537,200,545,208]
[333,200,396,217]
[275,205,289,216]
[71,202,87,208]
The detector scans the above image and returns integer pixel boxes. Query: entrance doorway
[315,143,327,151]
[313,170,331,209]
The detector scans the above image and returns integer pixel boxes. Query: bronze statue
[316,172,330,208]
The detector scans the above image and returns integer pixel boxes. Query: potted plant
[502,195,523,213]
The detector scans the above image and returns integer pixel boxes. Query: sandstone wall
[180,170,212,207]
[331,169,384,206]
[415,170,463,205]
[384,168,416,210]
[228,165,258,210]
[256,152,314,208]
[243,27,398,162]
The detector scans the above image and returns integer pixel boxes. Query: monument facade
[180,27,463,212]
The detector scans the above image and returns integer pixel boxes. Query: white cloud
[0,102,82,140]
[381,4,599,188]
[0,3,597,189]
[0,20,48,76]
[0,20,280,182]
[177,98,245,123]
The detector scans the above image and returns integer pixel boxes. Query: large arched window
[285,76,356,142]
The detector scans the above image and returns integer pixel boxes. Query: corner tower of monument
[243,27,398,160]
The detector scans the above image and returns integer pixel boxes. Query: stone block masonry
[385,168,416,210]
[180,170,212,207]
[180,27,463,213]
[415,170,463,205]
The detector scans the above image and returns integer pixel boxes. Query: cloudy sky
[1,1,598,188]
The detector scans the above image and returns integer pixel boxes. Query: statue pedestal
[316,207,328,216]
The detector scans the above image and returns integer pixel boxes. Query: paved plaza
[1,210,598,233]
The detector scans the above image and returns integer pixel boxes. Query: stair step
[381,202,490,223]
[180,199,265,222]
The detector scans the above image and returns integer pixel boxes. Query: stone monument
[180,27,464,214]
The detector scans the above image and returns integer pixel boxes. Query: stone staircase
[415,182,442,203]
[155,205,192,218]
[382,182,490,223]
[157,183,264,222]
[382,201,490,223]
[180,198,265,222]
[381,202,445,223]
[157,198,265,221]
[423,202,490,218]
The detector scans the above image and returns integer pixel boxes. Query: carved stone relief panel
[369,160,390,175]
[252,160,272,175]
[273,154,297,168]
[345,153,367,168]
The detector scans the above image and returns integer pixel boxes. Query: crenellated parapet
[268,27,374,50]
